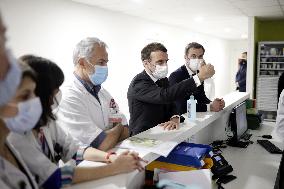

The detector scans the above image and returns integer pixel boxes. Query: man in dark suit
[236,52,247,92]
[127,42,215,135]
[169,42,225,115]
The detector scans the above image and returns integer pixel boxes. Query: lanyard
[38,129,51,161]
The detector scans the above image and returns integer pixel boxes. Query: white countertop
[69,91,250,189]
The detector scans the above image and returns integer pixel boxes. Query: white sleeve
[113,101,128,126]
[207,104,211,112]
[193,75,201,87]
[204,78,215,101]
[56,89,103,146]
[276,90,284,141]
[120,113,128,126]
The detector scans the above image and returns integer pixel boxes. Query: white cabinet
[257,41,284,120]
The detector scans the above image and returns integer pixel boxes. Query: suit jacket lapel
[181,65,191,78]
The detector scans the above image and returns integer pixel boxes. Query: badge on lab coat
[108,98,124,129]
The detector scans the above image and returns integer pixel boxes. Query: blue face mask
[88,64,108,85]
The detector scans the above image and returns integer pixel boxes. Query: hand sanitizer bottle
[187,95,196,121]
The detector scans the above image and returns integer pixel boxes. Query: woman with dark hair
[8,55,144,189]
[20,55,65,127]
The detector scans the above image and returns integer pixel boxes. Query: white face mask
[51,90,62,110]
[187,59,202,72]
[152,65,168,79]
[4,97,42,134]
[0,49,22,106]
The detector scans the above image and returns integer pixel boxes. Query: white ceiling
[71,0,284,40]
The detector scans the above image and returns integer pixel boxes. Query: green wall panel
[257,19,284,41]
[253,18,284,97]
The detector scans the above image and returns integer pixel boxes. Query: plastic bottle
[187,95,196,121]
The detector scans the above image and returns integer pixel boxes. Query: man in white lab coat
[56,37,129,151]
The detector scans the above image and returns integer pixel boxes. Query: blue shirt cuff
[42,168,62,189]
[90,131,107,148]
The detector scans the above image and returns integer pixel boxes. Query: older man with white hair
[56,37,129,151]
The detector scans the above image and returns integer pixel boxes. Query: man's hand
[200,59,206,67]
[159,119,179,130]
[198,64,215,82]
[220,98,225,108]
[210,98,225,112]
[236,82,239,87]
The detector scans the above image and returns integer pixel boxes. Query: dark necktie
[155,78,169,88]
[192,70,199,77]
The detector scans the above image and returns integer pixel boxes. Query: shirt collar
[145,69,158,82]
[184,62,196,76]
[74,73,101,94]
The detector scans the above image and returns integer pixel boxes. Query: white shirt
[145,69,158,83]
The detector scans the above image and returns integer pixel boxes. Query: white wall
[0,0,243,119]
[247,17,255,98]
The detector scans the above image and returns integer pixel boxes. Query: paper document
[158,169,212,189]
[117,136,178,157]
[128,137,161,147]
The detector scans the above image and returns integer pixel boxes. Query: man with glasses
[56,37,129,151]
[127,42,215,135]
